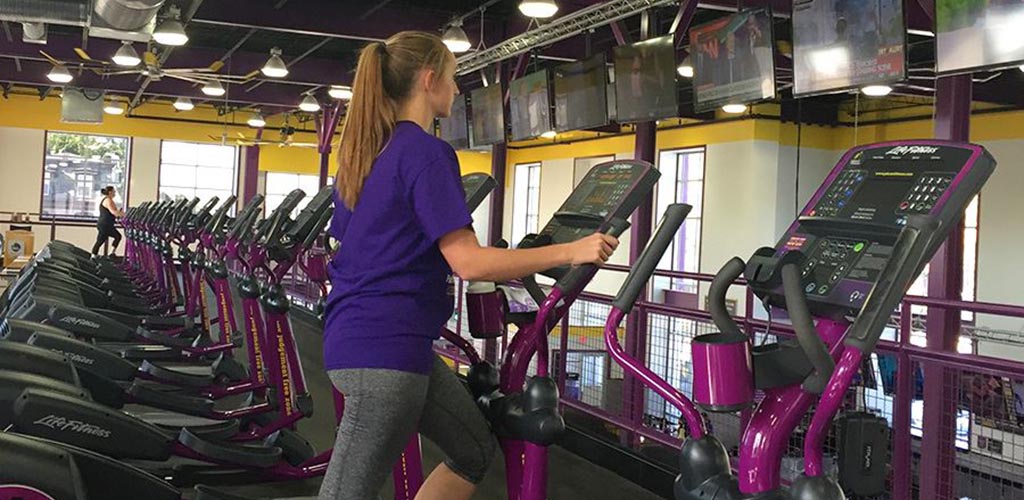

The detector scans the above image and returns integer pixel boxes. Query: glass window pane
[160,164,196,188]
[159,141,238,210]
[196,166,234,190]
[43,132,130,219]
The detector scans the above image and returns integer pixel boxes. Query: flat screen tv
[553,54,610,132]
[791,0,905,96]
[470,84,506,147]
[613,35,679,122]
[937,0,1024,74]
[509,70,553,141]
[439,94,470,150]
[690,8,777,110]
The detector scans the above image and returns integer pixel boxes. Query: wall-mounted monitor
[613,35,679,123]
[937,0,1024,74]
[470,85,506,147]
[439,94,470,150]
[690,8,777,110]
[553,54,610,132]
[792,0,906,96]
[510,70,553,141]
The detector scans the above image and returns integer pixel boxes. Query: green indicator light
[854,242,865,253]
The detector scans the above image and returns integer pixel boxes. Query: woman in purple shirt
[320,31,618,500]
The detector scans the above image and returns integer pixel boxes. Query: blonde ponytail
[335,32,451,210]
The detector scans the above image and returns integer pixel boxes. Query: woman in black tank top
[93,185,124,256]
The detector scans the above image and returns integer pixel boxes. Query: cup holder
[691,333,754,412]
[466,283,507,339]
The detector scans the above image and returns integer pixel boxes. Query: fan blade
[143,51,158,67]
[39,50,62,65]
[102,70,143,76]
[74,48,95,62]
[236,132,247,139]
[208,60,225,72]
[240,69,261,83]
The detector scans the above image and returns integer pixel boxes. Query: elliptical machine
[602,140,995,499]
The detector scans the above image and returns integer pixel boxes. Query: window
[510,162,541,247]
[907,195,981,325]
[573,155,614,187]
[264,173,331,216]
[654,148,706,295]
[42,132,130,219]
[159,141,237,207]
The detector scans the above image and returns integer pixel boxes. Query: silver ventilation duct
[93,0,164,32]
[0,0,90,26]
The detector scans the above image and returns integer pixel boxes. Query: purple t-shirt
[323,121,473,374]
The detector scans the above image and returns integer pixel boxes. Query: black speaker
[837,411,890,496]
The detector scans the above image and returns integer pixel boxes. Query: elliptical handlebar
[255,189,305,245]
[227,195,265,241]
[843,214,941,353]
[610,204,691,314]
[781,261,836,394]
[553,216,632,294]
[708,258,747,340]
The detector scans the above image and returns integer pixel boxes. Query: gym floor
[182,304,665,499]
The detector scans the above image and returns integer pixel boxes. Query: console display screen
[843,175,914,224]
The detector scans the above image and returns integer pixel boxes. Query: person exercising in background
[322,31,619,500]
[92,185,124,257]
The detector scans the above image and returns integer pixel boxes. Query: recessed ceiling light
[722,103,747,114]
[861,85,893,97]
[173,97,194,111]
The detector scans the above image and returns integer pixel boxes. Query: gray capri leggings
[317,356,498,500]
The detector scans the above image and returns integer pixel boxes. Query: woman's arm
[438,229,617,283]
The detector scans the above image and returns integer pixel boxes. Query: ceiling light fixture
[676,56,694,78]
[441,22,472,53]
[153,7,188,46]
[112,41,141,67]
[519,0,559,18]
[540,130,557,139]
[173,97,194,111]
[247,113,266,128]
[202,80,225,97]
[104,102,125,115]
[299,94,321,112]
[328,85,353,100]
[721,103,747,114]
[47,64,73,83]
[1019,64,1024,72]
[261,47,289,78]
[861,85,893,97]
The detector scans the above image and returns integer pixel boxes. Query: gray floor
[196,308,665,500]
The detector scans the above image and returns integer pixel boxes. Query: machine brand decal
[218,283,234,336]
[248,304,266,384]
[49,349,95,366]
[276,319,294,415]
[58,316,100,329]
[874,172,913,177]
[32,415,112,438]
[885,146,939,156]
[199,273,212,333]
[863,444,873,470]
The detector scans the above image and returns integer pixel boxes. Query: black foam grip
[781,263,835,394]
[227,194,265,240]
[709,257,747,340]
[844,215,940,353]
[554,217,632,293]
[611,204,691,313]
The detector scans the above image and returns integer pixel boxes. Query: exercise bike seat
[178,428,283,468]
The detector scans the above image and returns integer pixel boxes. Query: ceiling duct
[0,0,89,26]
[93,0,164,32]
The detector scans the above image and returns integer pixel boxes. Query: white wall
[972,139,1024,360]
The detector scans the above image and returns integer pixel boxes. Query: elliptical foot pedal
[137,327,201,348]
[195,485,257,500]
[178,428,282,468]
[120,344,184,361]
[139,360,215,388]
[127,381,216,417]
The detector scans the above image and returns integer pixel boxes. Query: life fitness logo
[32,414,112,438]
[885,146,939,156]
[58,316,100,329]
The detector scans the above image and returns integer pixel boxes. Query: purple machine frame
[601,140,995,499]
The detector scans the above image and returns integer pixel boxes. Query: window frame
[654,146,708,294]
[261,172,332,217]
[510,162,542,247]
[40,130,133,221]
[156,140,239,209]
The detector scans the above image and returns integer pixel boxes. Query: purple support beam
[488,143,507,246]
[671,0,700,48]
[316,101,344,187]
[241,145,260,205]
[610,21,633,46]
[919,74,971,500]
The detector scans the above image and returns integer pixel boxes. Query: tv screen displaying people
[439,94,470,150]
[792,0,906,95]
[553,54,610,132]
[510,70,553,141]
[690,8,776,111]
[937,0,1024,74]
[613,35,679,123]
[470,84,506,147]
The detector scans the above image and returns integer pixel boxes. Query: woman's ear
[422,68,438,93]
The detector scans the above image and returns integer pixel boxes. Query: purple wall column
[920,74,971,500]
[241,145,260,205]
[623,121,657,446]
[485,142,508,364]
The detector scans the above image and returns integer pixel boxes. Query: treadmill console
[533,160,659,279]
[755,141,995,317]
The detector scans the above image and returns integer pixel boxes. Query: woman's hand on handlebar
[567,233,619,266]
